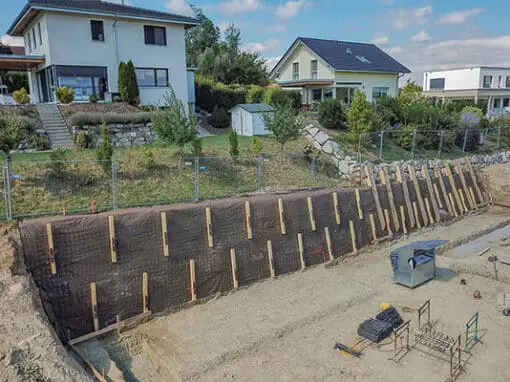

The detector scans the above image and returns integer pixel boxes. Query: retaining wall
[19,165,486,340]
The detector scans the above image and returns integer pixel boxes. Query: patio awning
[0,54,45,70]
[277,79,334,87]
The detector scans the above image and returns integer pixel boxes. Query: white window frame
[292,62,299,81]
[37,22,42,45]
[372,87,389,100]
[483,75,493,88]
[311,60,318,79]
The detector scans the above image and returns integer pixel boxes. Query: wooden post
[444,167,464,214]
[396,166,415,228]
[400,205,408,234]
[454,161,475,210]
[425,198,434,224]
[364,166,385,230]
[205,207,214,248]
[408,165,428,226]
[108,216,117,263]
[116,315,121,336]
[189,259,197,302]
[297,233,306,269]
[413,201,422,229]
[448,193,459,217]
[433,183,443,209]
[161,212,169,257]
[278,198,286,234]
[46,223,57,275]
[324,227,333,261]
[458,188,468,213]
[384,209,393,236]
[421,165,441,222]
[369,214,378,244]
[90,283,99,332]
[142,272,149,313]
[245,201,253,240]
[332,192,341,225]
[381,168,400,232]
[349,220,357,253]
[230,249,238,290]
[466,158,484,204]
[267,240,275,278]
[307,197,317,231]
[469,187,477,209]
[435,167,454,217]
[355,189,363,220]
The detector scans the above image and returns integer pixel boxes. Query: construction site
[2,160,510,382]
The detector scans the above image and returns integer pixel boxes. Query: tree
[229,129,239,160]
[264,103,304,161]
[152,86,198,162]
[318,98,346,129]
[399,81,423,97]
[0,116,22,156]
[96,123,113,174]
[185,7,221,67]
[347,90,376,136]
[118,60,139,105]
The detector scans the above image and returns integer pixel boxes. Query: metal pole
[3,161,9,221]
[411,130,417,158]
[438,130,444,156]
[194,156,199,202]
[308,155,316,191]
[462,129,468,152]
[497,126,502,149]
[357,134,362,163]
[111,157,118,209]
[257,153,263,192]
[378,131,384,160]
[5,158,12,221]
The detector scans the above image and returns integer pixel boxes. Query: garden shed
[230,104,275,136]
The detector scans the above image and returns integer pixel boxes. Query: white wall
[423,68,480,91]
[276,43,334,82]
[335,71,398,102]
[478,68,510,89]
[187,70,196,105]
[42,11,188,105]
[252,113,271,135]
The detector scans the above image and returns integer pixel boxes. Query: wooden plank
[381,168,400,232]
[267,240,276,278]
[433,183,443,209]
[469,187,477,209]
[332,192,341,225]
[413,201,422,229]
[230,249,239,290]
[421,166,441,222]
[190,259,197,302]
[384,209,393,237]
[424,197,434,224]
[448,193,459,217]
[278,198,286,234]
[400,205,408,235]
[307,197,317,232]
[90,283,99,332]
[444,167,464,214]
[396,166,415,228]
[364,166,385,230]
[454,161,475,210]
[369,214,378,244]
[46,223,57,275]
[142,272,149,313]
[435,167,454,217]
[466,158,484,204]
[408,165,428,226]
[355,189,363,220]
[349,221,357,253]
[161,212,169,257]
[108,216,117,263]
[458,188,468,213]
[205,207,214,248]
[297,233,306,269]
[245,201,253,240]
[324,227,334,261]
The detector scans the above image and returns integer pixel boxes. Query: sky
[1,0,510,84]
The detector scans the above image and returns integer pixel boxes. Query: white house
[230,104,275,137]
[4,0,199,105]
[423,67,510,113]
[269,37,410,105]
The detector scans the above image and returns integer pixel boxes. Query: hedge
[195,76,246,112]
[69,112,153,127]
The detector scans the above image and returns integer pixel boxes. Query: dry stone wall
[72,123,156,147]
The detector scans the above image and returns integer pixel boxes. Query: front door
[38,70,48,103]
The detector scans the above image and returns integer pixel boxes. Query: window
[144,25,166,46]
[494,98,501,109]
[311,60,318,79]
[91,20,105,42]
[355,55,371,64]
[506,76,510,88]
[503,98,510,108]
[25,35,31,53]
[483,75,492,88]
[292,62,299,80]
[37,22,42,45]
[32,28,37,49]
[429,78,445,90]
[55,65,108,102]
[337,87,357,105]
[135,68,168,87]
[499,75,503,88]
[312,89,322,102]
[372,87,389,100]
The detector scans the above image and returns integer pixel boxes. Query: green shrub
[96,124,113,173]
[461,106,483,118]
[12,87,31,104]
[0,116,22,155]
[318,98,346,129]
[13,116,37,131]
[263,88,301,110]
[191,138,202,157]
[139,146,157,169]
[89,95,98,103]
[209,106,230,128]
[195,76,246,112]
[229,129,239,159]
[347,90,375,135]
[75,131,95,149]
[118,60,140,105]
[246,85,265,104]
[69,112,152,127]
[455,128,481,152]
[56,87,74,103]
[391,128,414,151]
[251,136,263,155]
[31,134,51,151]
[48,148,67,178]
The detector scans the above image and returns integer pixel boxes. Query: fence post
[194,156,199,202]
[257,153,263,192]
[438,130,444,156]
[111,157,118,210]
[308,155,316,191]
[497,126,502,149]
[378,131,384,160]
[462,128,468,152]
[3,158,12,221]
[357,134,362,163]
[411,130,417,158]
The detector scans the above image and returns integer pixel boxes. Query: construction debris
[357,318,393,343]
[375,306,404,329]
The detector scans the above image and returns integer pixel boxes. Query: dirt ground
[483,163,510,205]
[77,208,510,382]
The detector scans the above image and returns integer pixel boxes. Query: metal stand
[464,312,481,352]
[391,320,410,363]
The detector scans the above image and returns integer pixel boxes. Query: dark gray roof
[230,104,276,113]
[275,37,410,75]
[8,0,199,34]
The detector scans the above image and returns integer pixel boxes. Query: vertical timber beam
[433,183,443,209]
[90,283,99,332]
[267,240,275,278]
[364,165,385,230]
[324,227,333,261]
[400,205,408,235]
[396,166,415,228]
[435,167,454,217]
[142,272,149,313]
[297,233,306,269]
[380,168,400,232]
[307,197,317,232]
[161,212,169,257]
[466,158,484,204]
[369,214,378,244]
[444,167,464,214]
[332,192,341,225]
[408,165,428,226]
[278,198,286,234]
[205,207,214,248]
[245,201,253,240]
[190,259,197,302]
[355,189,363,220]
[108,216,117,263]
[454,161,475,210]
[424,198,434,224]
[421,165,441,222]
[413,201,422,229]
[384,209,393,237]
[349,220,357,253]
[46,223,57,275]
[230,249,238,290]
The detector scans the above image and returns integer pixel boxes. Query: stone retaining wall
[72,123,156,147]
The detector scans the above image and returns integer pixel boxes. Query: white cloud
[410,30,431,42]
[275,0,306,19]
[165,0,195,16]
[266,24,286,33]
[391,5,432,30]
[219,0,262,14]
[243,38,279,53]
[387,46,404,54]
[265,56,282,70]
[371,35,389,45]
[218,22,230,35]
[437,8,483,25]
[0,35,24,46]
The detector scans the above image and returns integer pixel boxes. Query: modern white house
[269,37,410,105]
[230,104,275,136]
[423,67,510,114]
[3,0,199,105]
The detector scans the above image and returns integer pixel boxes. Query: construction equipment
[334,343,362,357]
[358,318,393,343]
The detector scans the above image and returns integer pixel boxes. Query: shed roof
[230,104,276,113]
